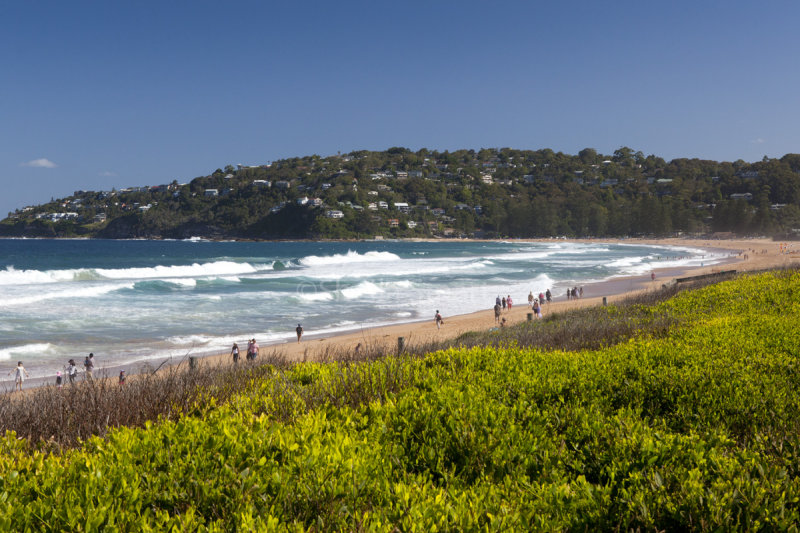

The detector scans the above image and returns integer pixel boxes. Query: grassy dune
[1,269,798,530]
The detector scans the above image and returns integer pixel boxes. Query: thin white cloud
[750,138,766,144]
[21,158,58,168]
[99,170,117,177]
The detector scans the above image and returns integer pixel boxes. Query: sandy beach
[9,236,799,392]
[192,236,798,366]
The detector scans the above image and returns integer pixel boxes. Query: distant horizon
[3,1,798,216]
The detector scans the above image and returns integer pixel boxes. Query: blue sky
[2,1,798,217]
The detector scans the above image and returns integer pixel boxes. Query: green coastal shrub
[1,270,799,530]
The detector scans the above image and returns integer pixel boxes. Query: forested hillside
[3,147,800,239]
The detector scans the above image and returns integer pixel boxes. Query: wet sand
[7,237,798,393]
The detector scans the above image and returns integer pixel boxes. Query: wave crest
[299,250,401,267]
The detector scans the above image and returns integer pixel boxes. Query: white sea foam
[299,250,401,266]
[166,334,216,346]
[163,278,197,288]
[298,257,491,281]
[0,282,135,307]
[382,280,413,289]
[340,281,384,299]
[0,343,54,361]
[486,251,552,260]
[0,266,85,285]
[298,291,334,302]
[607,257,645,269]
[0,261,265,286]
[95,261,261,280]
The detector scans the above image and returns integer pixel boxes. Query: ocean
[0,239,727,381]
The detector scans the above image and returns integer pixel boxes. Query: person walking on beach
[119,370,126,386]
[507,295,513,310]
[533,299,542,319]
[55,371,63,388]
[84,353,95,380]
[546,289,551,303]
[528,291,534,307]
[66,359,78,384]
[296,324,304,343]
[9,362,29,392]
[494,302,502,323]
[434,310,444,329]
[231,342,240,364]
[502,296,507,311]
[247,339,259,361]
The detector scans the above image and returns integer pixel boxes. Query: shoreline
[4,237,797,393]
[162,236,796,365]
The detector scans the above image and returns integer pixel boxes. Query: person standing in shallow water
[296,324,303,343]
[9,362,29,392]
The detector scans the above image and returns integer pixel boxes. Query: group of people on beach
[492,289,550,325]
[230,325,306,364]
[490,286,572,327]
[5,352,127,393]
[565,287,583,300]
[233,339,259,362]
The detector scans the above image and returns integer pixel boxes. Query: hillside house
[730,193,753,201]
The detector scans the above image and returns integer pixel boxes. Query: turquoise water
[0,239,724,380]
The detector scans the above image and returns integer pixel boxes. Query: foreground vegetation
[1,269,799,530]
